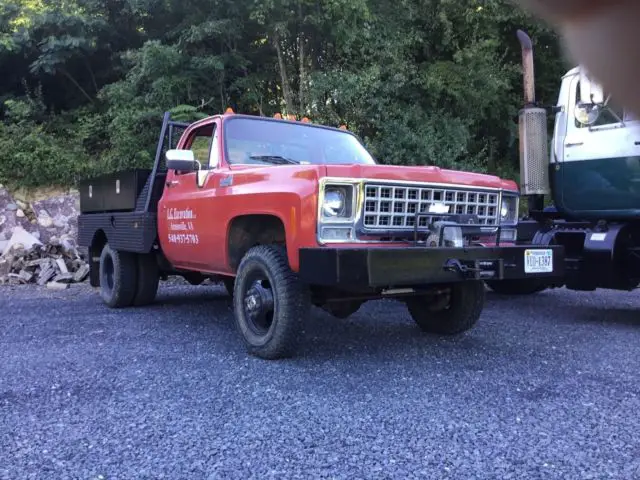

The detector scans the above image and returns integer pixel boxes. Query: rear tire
[99,244,138,308]
[405,280,485,335]
[233,245,311,360]
[485,279,547,295]
[133,253,159,306]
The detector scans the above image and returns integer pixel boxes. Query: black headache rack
[77,112,188,253]
[300,211,565,288]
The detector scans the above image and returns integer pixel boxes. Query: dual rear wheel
[98,244,159,308]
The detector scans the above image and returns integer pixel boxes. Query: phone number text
[167,233,200,245]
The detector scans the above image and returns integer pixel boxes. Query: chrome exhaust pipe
[517,30,536,106]
[516,29,550,201]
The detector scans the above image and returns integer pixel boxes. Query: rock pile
[0,184,80,246]
[0,185,87,288]
[0,228,89,289]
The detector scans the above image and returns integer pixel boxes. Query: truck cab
[550,67,640,218]
[77,109,564,359]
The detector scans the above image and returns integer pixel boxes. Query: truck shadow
[144,284,640,366]
[149,286,526,364]
[485,289,640,327]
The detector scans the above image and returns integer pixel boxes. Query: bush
[0,121,93,188]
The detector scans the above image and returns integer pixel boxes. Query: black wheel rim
[103,254,115,292]
[241,270,275,336]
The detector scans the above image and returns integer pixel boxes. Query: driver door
[158,118,223,270]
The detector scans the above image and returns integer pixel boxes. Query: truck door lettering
[167,208,199,244]
[167,207,197,220]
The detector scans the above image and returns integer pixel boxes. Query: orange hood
[323,164,518,191]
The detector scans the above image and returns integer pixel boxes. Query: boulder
[30,192,80,244]
[1,227,42,257]
[0,187,37,242]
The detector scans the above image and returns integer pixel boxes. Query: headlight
[323,189,346,217]
[318,182,358,243]
[322,185,354,219]
[500,195,519,224]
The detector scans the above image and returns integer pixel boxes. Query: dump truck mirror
[579,69,605,105]
[166,149,199,172]
[574,102,602,126]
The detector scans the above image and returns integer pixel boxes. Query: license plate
[524,249,553,274]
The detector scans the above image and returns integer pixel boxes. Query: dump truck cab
[486,30,640,296]
[549,67,640,218]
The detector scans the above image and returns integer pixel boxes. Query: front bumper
[298,245,565,288]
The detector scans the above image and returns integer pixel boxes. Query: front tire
[405,280,485,335]
[233,245,311,360]
[99,244,138,308]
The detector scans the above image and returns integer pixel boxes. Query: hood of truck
[323,164,518,191]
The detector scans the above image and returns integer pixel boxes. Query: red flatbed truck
[77,110,564,359]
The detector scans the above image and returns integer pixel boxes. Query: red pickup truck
[77,110,564,359]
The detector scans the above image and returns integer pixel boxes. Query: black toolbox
[79,169,152,213]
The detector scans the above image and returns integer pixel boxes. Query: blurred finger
[512,0,640,116]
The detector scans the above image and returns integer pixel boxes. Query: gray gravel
[1,282,640,479]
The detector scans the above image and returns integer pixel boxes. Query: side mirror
[579,69,605,105]
[166,149,199,172]
[574,102,602,126]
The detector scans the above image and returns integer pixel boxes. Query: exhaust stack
[518,29,536,106]
[517,29,550,199]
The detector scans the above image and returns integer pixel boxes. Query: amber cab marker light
[273,113,283,119]
[339,124,347,130]
[224,107,234,114]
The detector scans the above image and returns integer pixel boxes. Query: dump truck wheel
[405,280,485,335]
[133,253,159,306]
[233,245,311,360]
[99,244,138,308]
[485,279,547,295]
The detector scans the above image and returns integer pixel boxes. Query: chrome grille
[362,183,500,229]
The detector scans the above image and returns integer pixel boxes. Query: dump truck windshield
[223,116,377,166]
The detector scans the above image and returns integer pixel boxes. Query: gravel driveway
[1,282,639,479]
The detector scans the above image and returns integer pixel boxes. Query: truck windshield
[223,117,376,166]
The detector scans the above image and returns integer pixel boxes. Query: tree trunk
[298,34,305,115]
[273,30,295,115]
[297,1,305,115]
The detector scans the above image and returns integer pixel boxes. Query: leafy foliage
[0,0,566,188]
